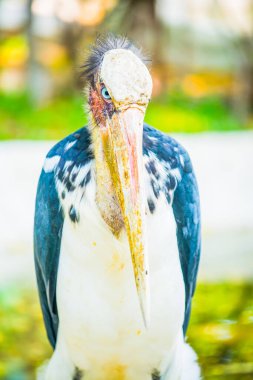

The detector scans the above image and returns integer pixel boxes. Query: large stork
[34,35,201,380]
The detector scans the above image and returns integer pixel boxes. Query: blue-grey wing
[34,126,93,348]
[143,124,201,334]
[172,162,201,334]
[34,167,64,348]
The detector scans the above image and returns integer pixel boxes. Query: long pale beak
[102,106,150,327]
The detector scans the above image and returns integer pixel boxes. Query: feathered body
[34,36,201,380]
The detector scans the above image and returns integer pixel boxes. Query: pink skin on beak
[102,106,150,327]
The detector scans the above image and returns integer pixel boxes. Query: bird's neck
[90,123,124,236]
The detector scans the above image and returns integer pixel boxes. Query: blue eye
[101,86,111,100]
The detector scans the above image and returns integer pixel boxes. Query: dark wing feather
[34,127,93,348]
[143,124,201,334]
[172,161,201,334]
[34,169,63,348]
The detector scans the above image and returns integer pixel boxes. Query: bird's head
[82,35,152,326]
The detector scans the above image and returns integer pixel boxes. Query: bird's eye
[101,86,111,100]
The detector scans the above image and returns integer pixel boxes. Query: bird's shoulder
[143,123,195,209]
[143,123,199,218]
[42,126,94,191]
[143,123,193,177]
[45,126,93,168]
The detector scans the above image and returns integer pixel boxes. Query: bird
[34,34,201,380]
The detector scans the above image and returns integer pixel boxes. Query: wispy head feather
[80,34,149,86]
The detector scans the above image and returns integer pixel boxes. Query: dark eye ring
[101,86,111,100]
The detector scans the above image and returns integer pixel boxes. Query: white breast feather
[44,162,200,380]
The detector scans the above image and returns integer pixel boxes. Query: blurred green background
[0,0,253,379]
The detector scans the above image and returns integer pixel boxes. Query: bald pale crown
[100,49,152,108]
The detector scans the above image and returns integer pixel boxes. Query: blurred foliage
[0,92,86,140]
[0,283,253,380]
[145,90,244,133]
[0,285,51,380]
[189,283,253,380]
[0,35,28,69]
[0,89,249,140]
